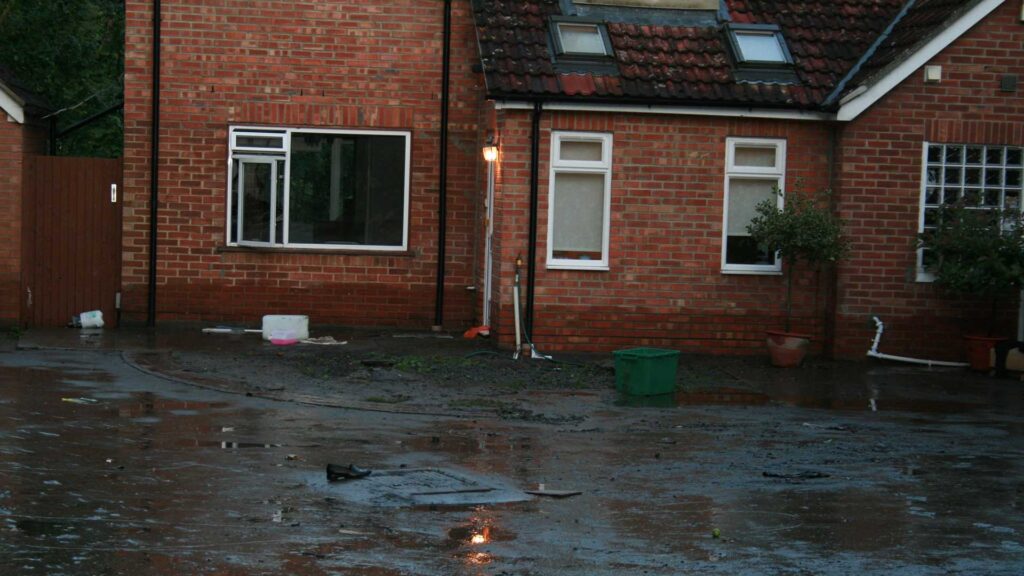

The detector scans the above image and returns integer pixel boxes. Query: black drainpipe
[525,101,542,336]
[824,123,840,358]
[147,0,161,327]
[433,0,452,329]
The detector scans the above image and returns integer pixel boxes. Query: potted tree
[747,188,847,367]
[918,204,1024,371]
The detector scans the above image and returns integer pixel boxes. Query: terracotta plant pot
[766,330,811,368]
[963,335,1006,372]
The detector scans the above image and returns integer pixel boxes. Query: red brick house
[0,70,48,327]
[123,0,1024,361]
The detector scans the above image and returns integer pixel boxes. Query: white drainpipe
[866,316,968,368]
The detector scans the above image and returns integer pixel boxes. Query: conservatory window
[918,142,1024,281]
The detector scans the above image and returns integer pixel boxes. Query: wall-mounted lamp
[482,137,499,162]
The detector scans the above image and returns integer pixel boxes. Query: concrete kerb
[14,335,470,418]
[120,349,471,418]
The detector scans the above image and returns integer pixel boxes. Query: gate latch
[110,183,117,203]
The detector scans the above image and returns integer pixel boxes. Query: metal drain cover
[328,468,530,507]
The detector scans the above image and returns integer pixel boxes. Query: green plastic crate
[612,348,680,396]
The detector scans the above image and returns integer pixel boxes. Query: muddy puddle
[616,386,995,414]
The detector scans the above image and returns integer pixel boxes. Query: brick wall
[834,1,1024,360]
[488,108,835,354]
[0,114,45,326]
[123,0,485,327]
[0,116,23,324]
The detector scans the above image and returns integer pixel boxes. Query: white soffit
[837,0,1005,122]
[0,81,25,124]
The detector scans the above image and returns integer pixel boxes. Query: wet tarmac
[1,341,1023,574]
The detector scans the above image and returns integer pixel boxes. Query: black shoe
[326,463,372,481]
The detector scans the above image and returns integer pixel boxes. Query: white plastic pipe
[866,316,968,367]
[513,270,522,360]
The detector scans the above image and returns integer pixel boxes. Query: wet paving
[1,348,1023,574]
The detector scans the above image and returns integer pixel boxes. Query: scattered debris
[61,397,99,405]
[762,470,831,481]
[410,488,494,497]
[270,330,299,346]
[462,325,490,339]
[525,483,581,498]
[69,310,104,328]
[301,336,347,346]
[525,488,581,498]
[286,454,303,461]
[201,326,262,335]
[326,463,372,481]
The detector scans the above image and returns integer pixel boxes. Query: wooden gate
[22,156,122,327]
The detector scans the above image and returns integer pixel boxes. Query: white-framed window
[917,142,1024,281]
[722,137,786,274]
[553,21,612,57]
[726,24,793,66]
[227,126,411,251]
[547,131,613,270]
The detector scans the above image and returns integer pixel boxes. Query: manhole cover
[326,468,530,507]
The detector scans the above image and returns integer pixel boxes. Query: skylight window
[727,25,793,66]
[552,20,613,58]
[735,32,786,63]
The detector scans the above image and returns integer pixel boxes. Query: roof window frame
[550,17,615,60]
[726,23,794,67]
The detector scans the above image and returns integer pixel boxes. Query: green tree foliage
[919,205,1024,333]
[0,0,123,157]
[747,188,847,332]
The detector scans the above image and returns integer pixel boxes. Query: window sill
[217,245,413,257]
[916,271,935,283]
[720,268,782,276]
[546,263,610,272]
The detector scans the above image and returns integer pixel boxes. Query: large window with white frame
[722,137,786,273]
[918,142,1024,280]
[547,131,613,270]
[228,126,411,250]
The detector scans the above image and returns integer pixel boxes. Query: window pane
[1007,148,1022,166]
[966,146,984,164]
[288,133,406,246]
[240,162,273,243]
[560,140,603,162]
[734,145,776,168]
[726,178,777,265]
[236,135,284,149]
[559,23,606,55]
[552,172,605,260]
[735,32,786,62]
[945,145,963,164]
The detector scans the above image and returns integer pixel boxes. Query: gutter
[433,0,452,329]
[493,99,834,122]
[525,102,542,338]
[147,0,161,327]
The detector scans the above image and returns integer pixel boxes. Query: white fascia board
[836,0,1005,122]
[493,100,834,122]
[0,82,25,124]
